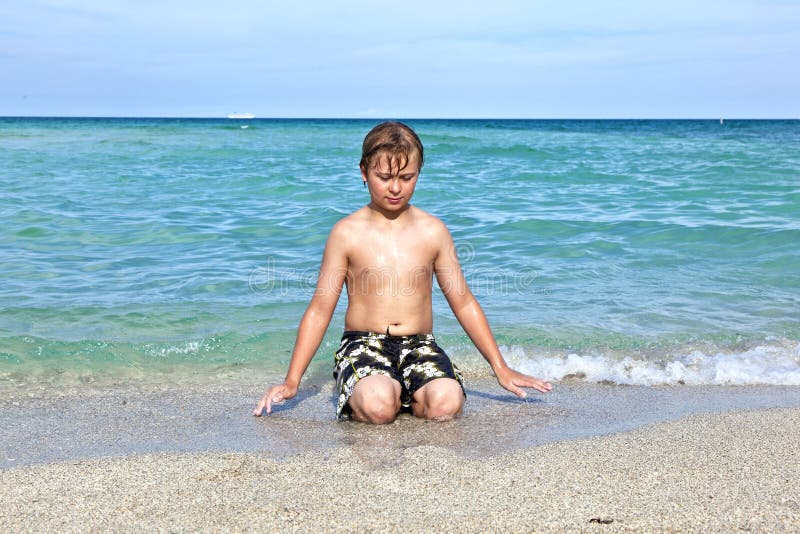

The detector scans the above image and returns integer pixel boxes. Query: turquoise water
[1,118,799,387]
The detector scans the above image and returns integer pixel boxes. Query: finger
[506,381,526,398]
[527,381,552,393]
[266,392,284,414]
[517,376,553,393]
[253,398,266,417]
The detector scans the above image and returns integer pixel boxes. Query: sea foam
[512,340,800,386]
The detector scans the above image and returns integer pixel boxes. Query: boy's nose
[388,178,402,193]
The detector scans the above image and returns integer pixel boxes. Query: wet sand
[2,405,799,531]
[3,377,800,468]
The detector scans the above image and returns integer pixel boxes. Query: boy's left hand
[496,368,552,398]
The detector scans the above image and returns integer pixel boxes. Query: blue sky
[1,1,798,118]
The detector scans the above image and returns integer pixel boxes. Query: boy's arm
[434,224,552,397]
[253,224,348,416]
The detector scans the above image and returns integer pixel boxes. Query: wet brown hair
[359,121,424,174]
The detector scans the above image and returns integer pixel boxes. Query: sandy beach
[2,383,799,531]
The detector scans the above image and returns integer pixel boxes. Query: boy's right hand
[253,382,298,416]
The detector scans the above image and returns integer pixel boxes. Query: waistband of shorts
[341,330,435,343]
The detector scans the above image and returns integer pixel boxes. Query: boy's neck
[366,201,412,222]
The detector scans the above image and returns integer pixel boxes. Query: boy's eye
[376,174,415,181]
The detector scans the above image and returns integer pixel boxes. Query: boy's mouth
[387,197,402,204]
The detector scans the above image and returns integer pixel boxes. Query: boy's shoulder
[409,205,446,224]
[328,206,369,237]
[409,207,450,237]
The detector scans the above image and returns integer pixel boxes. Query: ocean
[1,118,799,391]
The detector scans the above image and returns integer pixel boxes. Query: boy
[254,122,552,423]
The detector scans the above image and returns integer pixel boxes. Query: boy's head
[360,121,424,175]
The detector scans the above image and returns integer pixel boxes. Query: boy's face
[361,151,421,213]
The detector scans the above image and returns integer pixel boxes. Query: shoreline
[3,377,800,468]
[2,406,798,531]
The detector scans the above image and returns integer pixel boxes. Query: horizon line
[1,115,798,121]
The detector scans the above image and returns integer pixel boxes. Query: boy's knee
[416,379,464,421]
[352,394,400,424]
[359,398,400,424]
[424,395,463,421]
[349,376,401,424]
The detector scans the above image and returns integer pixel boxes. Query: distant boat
[227,112,255,119]
[720,118,724,125]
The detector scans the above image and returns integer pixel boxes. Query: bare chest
[346,232,437,285]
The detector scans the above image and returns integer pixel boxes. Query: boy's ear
[360,163,368,182]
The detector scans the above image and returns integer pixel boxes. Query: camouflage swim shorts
[332,331,465,420]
